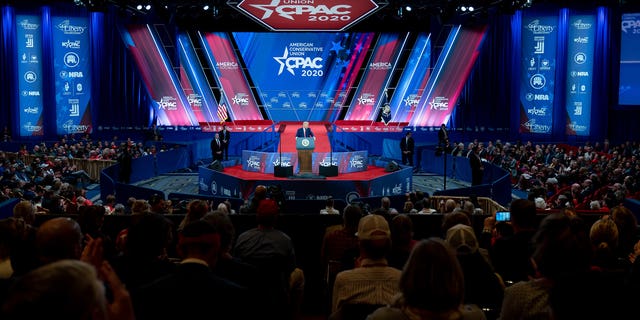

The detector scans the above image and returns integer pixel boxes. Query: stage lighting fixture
[203,5,209,10]
[136,4,143,10]
[145,4,151,10]
[468,6,474,12]
[460,6,467,11]
[405,5,412,12]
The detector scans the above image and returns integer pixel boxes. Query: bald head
[36,218,83,264]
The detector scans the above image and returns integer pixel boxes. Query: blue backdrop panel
[565,14,595,136]
[16,14,44,137]
[369,167,413,197]
[619,13,640,106]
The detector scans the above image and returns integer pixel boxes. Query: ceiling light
[145,4,151,10]
[203,5,210,10]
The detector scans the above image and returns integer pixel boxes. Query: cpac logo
[247,156,261,169]
[274,47,323,75]
[157,96,177,110]
[235,0,379,31]
[357,94,375,105]
[392,184,402,195]
[232,93,250,105]
[187,94,202,107]
[404,94,420,107]
[319,158,337,167]
[349,155,365,168]
[272,158,292,167]
[429,97,449,111]
[622,18,640,33]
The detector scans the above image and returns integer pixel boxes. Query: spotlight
[405,5,412,12]
[136,4,142,10]
[469,6,474,12]
[460,6,467,12]
[145,4,151,10]
[203,5,209,10]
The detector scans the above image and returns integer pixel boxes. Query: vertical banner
[519,14,558,134]
[409,26,487,127]
[177,33,218,123]
[16,15,44,136]
[619,13,640,106]
[565,14,595,136]
[343,33,408,121]
[52,17,92,135]
[199,32,263,121]
[390,33,431,123]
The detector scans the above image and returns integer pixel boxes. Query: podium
[296,137,315,174]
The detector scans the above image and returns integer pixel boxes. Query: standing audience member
[368,238,486,320]
[331,214,401,318]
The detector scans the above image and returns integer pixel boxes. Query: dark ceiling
[62,0,630,31]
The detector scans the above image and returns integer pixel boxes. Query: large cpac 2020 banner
[231,32,375,122]
[17,15,44,136]
[52,17,92,135]
[519,13,558,134]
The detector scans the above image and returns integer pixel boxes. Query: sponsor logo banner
[520,14,558,134]
[240,150,367,174]
[619,13,640,105]
[17,15,43,136]
[565,14,595,136]
[53,16,92,134]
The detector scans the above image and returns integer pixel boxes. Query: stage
[198,163,414,204]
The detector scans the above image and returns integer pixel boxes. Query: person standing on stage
[469,145,484,186]
[219,124,231,161]
[400,131,415,167]
[296,121,316,141]
[438,123,449,148]
[211,133,223,161]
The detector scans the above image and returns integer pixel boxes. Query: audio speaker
[208,160,224,172]
[274,165,293,177]
[385,161,400,172]
[319,165,338,177]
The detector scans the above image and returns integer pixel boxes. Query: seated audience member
[489,199,538,284]
[177,199,209,232]
[402,201,417,214]
[611,206,639,260]
[35,217,84,266]
[240,184,267,214]
[1,259,134,320]
[202,211,260,292]
[111,213,176,293]
[418,198,436,214]
[134,220,248,319]
[368,238,486,320]
[446,224,504,316]
[234,199,300,319]
[321,205,362,276]
[77,205,116,261]
[499,213,592,319]
[331,214,401,317]
[321,198,340,215]
[12,201,36,226]
[388,214,417,270]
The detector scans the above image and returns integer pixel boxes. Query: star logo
[273,47,294,75]
[249,0,293,20]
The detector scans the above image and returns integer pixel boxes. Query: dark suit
[469,152,484,186]
[296,127,314,138]
[400,135,414,166]
[438,126,449,147]
[133,262,249,320]
[210,138,223,161]
[218,129,231,160]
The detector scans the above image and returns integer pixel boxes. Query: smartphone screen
[496,211,511,221]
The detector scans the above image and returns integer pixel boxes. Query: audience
[330,214,401,318]
[368,238,486,320]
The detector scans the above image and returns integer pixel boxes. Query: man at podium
[296,122,316,174]
[295,121,316,141]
